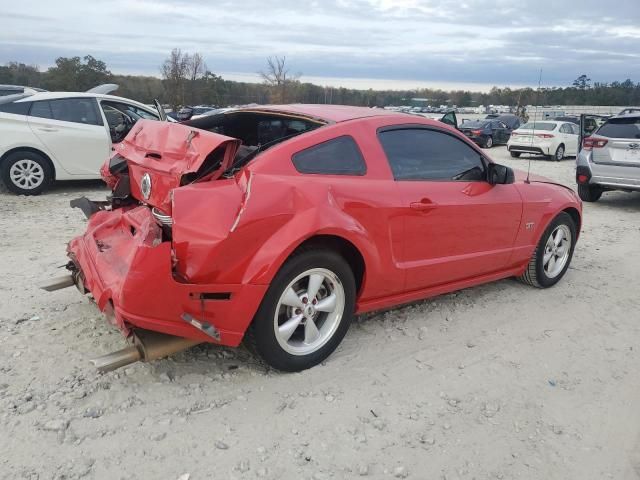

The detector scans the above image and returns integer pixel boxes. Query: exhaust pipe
[90,329,202,373]
[39,274,75,292]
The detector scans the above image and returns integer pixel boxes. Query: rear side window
[292,136,366,175]
[0,100,31,115]
[29,101,53,119]
[378,128,485,181]
[597,118,640,139]
[49,98,102,126]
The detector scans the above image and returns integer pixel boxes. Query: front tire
[483,136,494,148]
[577,184,603,202]
[518,212,576,288]
[246,249,356,372]
[1,151,52,195]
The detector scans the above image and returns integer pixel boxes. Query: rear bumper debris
[62,205,267,347]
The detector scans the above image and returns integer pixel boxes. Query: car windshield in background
[520,122,556,131]
[596,117,640,139]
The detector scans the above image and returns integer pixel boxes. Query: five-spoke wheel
[274,268,346,356]
[519,212,576,288]
[246,249,355,371]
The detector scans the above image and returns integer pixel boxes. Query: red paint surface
[68,106,581,346]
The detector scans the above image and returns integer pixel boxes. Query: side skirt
[356,266,525,314]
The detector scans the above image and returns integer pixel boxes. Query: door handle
[410,198,438,211]
[38,127,58,132]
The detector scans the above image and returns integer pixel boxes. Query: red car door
[377,126,523,290]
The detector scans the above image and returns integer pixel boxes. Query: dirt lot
[1,146,639,480]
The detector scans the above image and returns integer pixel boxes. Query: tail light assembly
[536,133,554,139]
[582,137,608,150]
[576,165,591,185]
[472,130,483,136]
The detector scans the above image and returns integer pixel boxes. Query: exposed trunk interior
[185,110,326,175]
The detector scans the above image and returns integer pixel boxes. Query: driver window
[378,128,486,181]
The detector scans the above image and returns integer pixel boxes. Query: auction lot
[1,146,639,479]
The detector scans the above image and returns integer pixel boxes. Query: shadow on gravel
[591,191,640,211]
[0,179,107,197]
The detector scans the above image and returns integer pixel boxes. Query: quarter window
[29,101,53,119]
[292,136,366,175]
[0,100,31,115]
[378,128,486,181]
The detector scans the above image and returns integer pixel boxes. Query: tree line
[2,53,640,109]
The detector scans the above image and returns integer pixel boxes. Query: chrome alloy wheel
[543,224,572,278]
[9,159,45,190]
[273,268,345,356]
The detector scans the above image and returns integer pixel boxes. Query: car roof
[15,91,155,111]
[233,104,409,123]
[609,112,640,120]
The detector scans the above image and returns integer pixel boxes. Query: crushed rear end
[49,120,268,352]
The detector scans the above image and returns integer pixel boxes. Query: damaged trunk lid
[112,119,239,213]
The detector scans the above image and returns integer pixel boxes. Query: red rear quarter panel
[171,117,412,305]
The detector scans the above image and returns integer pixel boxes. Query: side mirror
[488,163,515,185]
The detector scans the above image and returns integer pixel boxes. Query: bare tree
[160,48,190,110]
[187,52,206,104]
[259,56,300,103]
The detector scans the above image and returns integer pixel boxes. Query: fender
[510,182,581,269]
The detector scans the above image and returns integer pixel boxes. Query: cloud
[1,0,639,90]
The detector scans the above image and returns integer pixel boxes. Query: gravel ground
[1,146,639,480]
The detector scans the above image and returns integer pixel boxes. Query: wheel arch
[0,146,56,180]
[562,206,581,238]
[290,234,366,296]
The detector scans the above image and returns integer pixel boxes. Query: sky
[1,0,640,92]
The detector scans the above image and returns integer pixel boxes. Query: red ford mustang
[47,105,582,371]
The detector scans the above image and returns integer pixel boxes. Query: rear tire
[245,249,356,372]
[1,151,52,195]
[577,184,603,202]
[554,144,565,161]
[482,136,493,148]
[510,151,521,158]
[518,212,576,288]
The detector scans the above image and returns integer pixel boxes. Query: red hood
[111,120,239,213]
[513,168,555,184]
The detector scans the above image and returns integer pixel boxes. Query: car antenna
[526,68,543,184]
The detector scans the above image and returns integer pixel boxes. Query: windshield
[596,117,640,139]
[519,122,556,131]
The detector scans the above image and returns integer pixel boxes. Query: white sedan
[507,121,579,161]
[0,89,167,194]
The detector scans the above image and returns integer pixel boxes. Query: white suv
[0,90,166,194]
